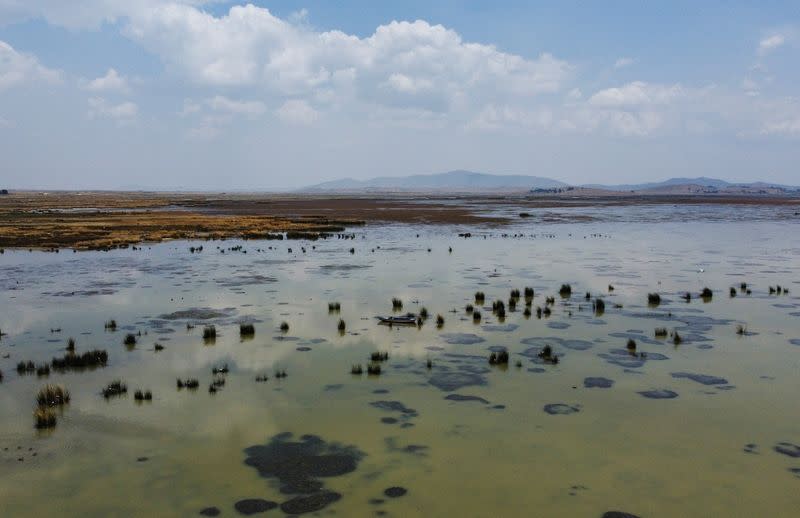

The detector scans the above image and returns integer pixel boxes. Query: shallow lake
[1,204,799,517]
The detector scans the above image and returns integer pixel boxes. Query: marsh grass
[154,343,164,351]
[419,307,429,320]
[654,327,668,338]
[17,360,35,374]
[102,380,127,398]
[523,307,531,318]
[124,333,137,346]
[37,385,70,407]
[338,319,346,333]
[648,293,661,306]
[51,349,108,371]
[488,350,509,365]
[370,351,389,362]
[672,331,683,345]
[701,287,713,301]
[351,364,363,375]
[593,298,605,316]
[436,314,444,328]
[239,323,255,337]
[474,291,485,304]
[730,287,737,297]
[34,408,57,429]
[366,363,382,376]
[203,325,217,340]
[134,390,152,401]
[626,338,637,352]
[104,319,117,331]
[66,337,75,351]
[391,298,403,311]
[328,302,341,313]
[472,310,482,323]
[465,304,474,314]
[36,364,50,377]
[736,324,747,335]
[559,284,572,297]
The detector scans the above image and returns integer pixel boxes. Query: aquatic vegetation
[328,302,341,313]
[338,319,346,332]
[154,342,164,351]
[436,314,445,328]
[240,323,255,337]
[585,292,592,300]
[367,363,382,375]
[536,306,542,318]
[426,358,433,369]
[134,389,153,401]
[17,360,35,374]
[736,324,747,335]
[51,349,108,370]
[34,408,57,429]
[682,292,692,302]
[523,307,532,318]
[473,310,482,323]
[391,298,403,310]
[559,284,572,297]
[212,364,229,375]
[66,337,75,351]
[37,385,70,407]
[351,364,363,375]
[488,350,509,365]
[647,293,661,306]
[524,286,534,298]
[102,380,127,398]
[626,338,637,352]
[123,333,137,346]
[465,304,474,314]
[593,298,605,316]
[279,322,289,332]
[275,369,288,379]
[730,287,737,297]
[545,296,555,305]
[474,291,485,304]
[371,351,389,362]
[36,364,50,377]
[608,284,615,292]
[492,300,506,317]
[543,306,552,317]
[672,331,683,345]
[419,307,429,319]
[508,297,517,311]
[203,325,217,340]
[510,288,521,299]
[654,327,668,338]
[701,287,713,301]
[104,319,117,331]
[537,345,559,364]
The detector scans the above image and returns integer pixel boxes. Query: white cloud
[0,39,61,91]
[276,99,318,125]
[758,33,785,55]
[589,81,684,107]
[87,96,138,120]
[119,4,570,112]
[85,68,130,93]
[206,95,266,116]
[614,57,634,69]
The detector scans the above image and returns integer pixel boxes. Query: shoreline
[2,191,798,250]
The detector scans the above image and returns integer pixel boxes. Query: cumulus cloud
[758,33,785,55]
[589,81,684,107]
[87,96,138,120]
[85,67,129,93]
[0,40,61,90]
[276,99,318,125]
[119,4,570,112]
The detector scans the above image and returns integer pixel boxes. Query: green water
[1,213,799,517]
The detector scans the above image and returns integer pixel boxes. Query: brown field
[1,190,798,250]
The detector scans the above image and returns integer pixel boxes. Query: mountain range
[302,171,798,193]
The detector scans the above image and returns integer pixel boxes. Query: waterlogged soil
[1,211,799,517]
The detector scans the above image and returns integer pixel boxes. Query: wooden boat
[377,314,418,326]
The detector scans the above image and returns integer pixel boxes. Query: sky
[0,1,798,190]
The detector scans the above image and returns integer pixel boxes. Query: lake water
[1,203,799,517]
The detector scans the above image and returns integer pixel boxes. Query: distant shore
[1,190,798,250]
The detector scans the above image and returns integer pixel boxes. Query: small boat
[377,314,418,326]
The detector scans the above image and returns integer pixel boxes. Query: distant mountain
[583,177,798,192]
[303,170,568,192]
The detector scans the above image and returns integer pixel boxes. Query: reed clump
[124,333,137,346]
[279,322,289,332]
[203,325,217,340]
[559,284,572,297]
[102,380,127,398]
[104,319,117,331]
[436,314,444,328]
[654,327,668,338]
[51,349,108,371]
[391,298,403,310]
[351,364,363,375]
[488,350,509,365]
[37,384,70,407]
[648,293,661,306]
[240,323,255,337]
[472,310,482,323]
[34,408,57,429]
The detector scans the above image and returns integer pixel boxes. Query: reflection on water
[1,209,800,517]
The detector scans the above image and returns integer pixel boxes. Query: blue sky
[0,1,798,189]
